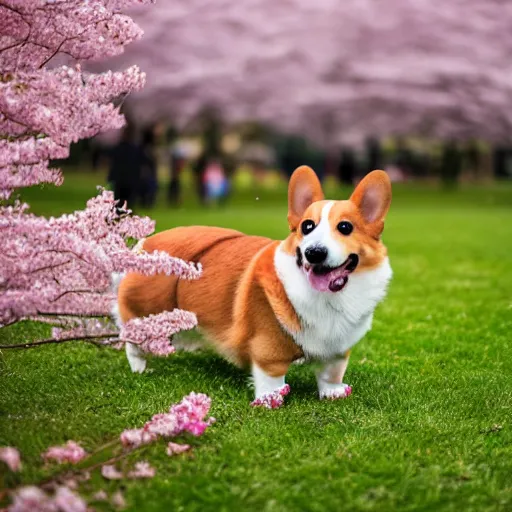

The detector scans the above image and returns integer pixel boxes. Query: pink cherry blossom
[7,486,55,512]
[111,491,126,509]
[92,490,108,502]
[120,310,198,356]
[127,461,155,479]
[145,412,181,438]
[166,442,191,456]
[1,2,216,510]
[170,392,214,428]
[0,189,201,352]
[53,487,87,512]
[101,465,123,480]
[0,446,21,472]
[119,428,156,449]
[42,441,87,465]
[120,392,214,448]
[4,392,214,510]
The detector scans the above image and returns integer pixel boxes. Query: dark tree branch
[0,333,118,349]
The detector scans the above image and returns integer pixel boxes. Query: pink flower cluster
[0,1,150,72]
[100,464,123,480]
[42,441,87,465]
[1,0,149,199]
[120,392,215,449]
[128,461,156,479]
[120,309,198,356]
[102,461,156,480]
[1,189,201,354]
[166,442,191,456]
[0,446,21,472]
[8,485,86,512]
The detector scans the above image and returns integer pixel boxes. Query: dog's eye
[337,221,353,235]
[301,220,316,235]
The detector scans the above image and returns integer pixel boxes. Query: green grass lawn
[1,170,512,511]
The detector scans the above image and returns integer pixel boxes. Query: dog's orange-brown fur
[118,227,303,375]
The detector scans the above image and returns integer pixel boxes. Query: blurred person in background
[366,137,382,173]
[194,148,213,205]
[395,138,414,178]
[108,123,142,209]
[440,140,463,187]
[338,147,358,185]
[194,109,233,205]
[203,158,230,205]
[279,136,309,179]
[167,127,187,207]
[465,140,481,180]
[168,145,187,206]
[139,126,158,208]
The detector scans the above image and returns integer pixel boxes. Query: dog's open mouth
[302,253,359,292]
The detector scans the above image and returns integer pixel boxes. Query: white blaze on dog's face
[300,201,346,269]
[283,166,392,293]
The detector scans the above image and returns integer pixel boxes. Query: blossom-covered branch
[2,393,215,511]
[0,190,202,355]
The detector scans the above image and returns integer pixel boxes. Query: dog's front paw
[318,382,352,400]
[251,384,291,409]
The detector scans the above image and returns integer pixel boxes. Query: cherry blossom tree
[0,0,201,355]
[102,0,512,147]
[0,5,215,508]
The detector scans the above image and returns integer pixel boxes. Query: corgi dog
[116,166,392,408]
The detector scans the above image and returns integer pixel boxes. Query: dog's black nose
[305,245,328,264]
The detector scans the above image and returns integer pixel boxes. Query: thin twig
[33,442,147,493]
[0,333,118,349]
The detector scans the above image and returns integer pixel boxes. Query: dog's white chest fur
[274,245,392,359]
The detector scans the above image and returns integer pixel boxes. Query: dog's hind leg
[112,276,147,374]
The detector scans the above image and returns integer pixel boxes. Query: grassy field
[1,170,512,511]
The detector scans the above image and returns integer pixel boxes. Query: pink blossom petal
[111,491,126,510]
[127,461,155,479]
[8,486,55,512]
[53,486,87,512]
[101,464,123,480]
[0,446,21,472]
[92,490,108,502]
[119,428,156,448]
[42,441,87,465]
[166,442,191,456]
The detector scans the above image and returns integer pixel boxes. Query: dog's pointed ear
[350,170,391,238]
[288,166,324,231]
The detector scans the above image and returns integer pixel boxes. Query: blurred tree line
[62,115,512,187]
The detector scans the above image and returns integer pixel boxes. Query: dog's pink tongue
[307,267,347,293]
